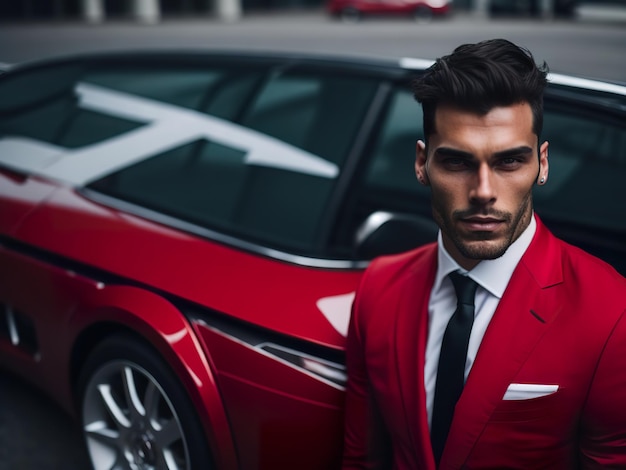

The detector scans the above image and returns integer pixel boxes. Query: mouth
[459,216,506,232]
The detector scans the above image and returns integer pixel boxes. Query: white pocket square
[502,383,559,400]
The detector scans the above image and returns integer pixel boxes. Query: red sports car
[327,0,452,21]
[0,51,624,470]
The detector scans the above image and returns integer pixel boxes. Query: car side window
[331,85,436,258]
[87,68,379,255]
[362,86,429,208]
[82,66,262,121]
[0,64,144,149]
[533,105,626,272]
[84,68,226,110]
[535,107,626,233]
[241,71,377,166]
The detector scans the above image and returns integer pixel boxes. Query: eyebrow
[494,146,534,158]
[434,146,534,159]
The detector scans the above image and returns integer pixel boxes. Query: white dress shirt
[425,215,537,428]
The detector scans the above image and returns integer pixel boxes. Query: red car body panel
[0,169,360,469]
[0,170,58,234]
[0,246,240,468]
[15,185,359,349]
[197,325,346,469]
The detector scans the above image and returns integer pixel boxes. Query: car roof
[4,49,407,77]
[4,49,626,95]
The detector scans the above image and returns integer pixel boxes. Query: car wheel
[340,7,361,22]
[78,335,213,470]
[414,5,433,22]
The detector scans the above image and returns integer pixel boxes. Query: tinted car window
[85,68,225,109]
[332,86,435,257]
[363,86,427,210]
[88,68,379,254]
[536,108,626,232]
[241,71,377,166]
[83,66,262,121]
[0,64,144,147]
[89,137,336,251]
[534,105,626,272]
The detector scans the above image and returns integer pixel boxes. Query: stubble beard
[432,189,534,261]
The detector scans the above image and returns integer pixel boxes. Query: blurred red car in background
[327,0,452,21]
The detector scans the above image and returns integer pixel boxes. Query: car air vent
[259,343,347,387]
[0,304,40,359]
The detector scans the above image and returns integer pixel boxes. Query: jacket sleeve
[341,262,392,470]
[579,308,626,468]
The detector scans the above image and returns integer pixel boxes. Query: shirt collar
[433,214,537,298]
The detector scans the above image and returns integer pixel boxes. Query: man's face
[415,103,549,270]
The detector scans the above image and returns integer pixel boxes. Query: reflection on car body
[0,83,338,184]
[0,50,624,470]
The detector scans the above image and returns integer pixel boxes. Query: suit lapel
[440,217,565,469]
[393,246,438,469]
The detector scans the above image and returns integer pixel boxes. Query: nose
[469,164,496,205]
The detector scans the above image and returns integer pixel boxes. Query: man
[341,39,626,469]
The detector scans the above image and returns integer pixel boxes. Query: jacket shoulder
[527,217,625,298]
[553,238,626,314]
[559,239,625,287]
[363,243,437,285]
[353,243,437,315]
[350,243,437,339]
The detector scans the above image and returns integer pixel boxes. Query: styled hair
[412,39,549,144]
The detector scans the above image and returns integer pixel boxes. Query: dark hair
[412,39,548,144]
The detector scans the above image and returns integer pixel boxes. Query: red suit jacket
[342,216,626,469]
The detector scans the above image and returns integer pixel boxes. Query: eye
[497,156,524,170]
[443,157,472,170]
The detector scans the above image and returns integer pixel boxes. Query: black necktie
[431,271,478,466]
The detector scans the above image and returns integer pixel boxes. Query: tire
[77,335,213,470]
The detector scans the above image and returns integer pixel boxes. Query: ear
[537,141,549,185]
[415,140,429,186]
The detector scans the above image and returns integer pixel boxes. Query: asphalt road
[0,8,624,470]
[0,371,91,470]
[0,9,625,81]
